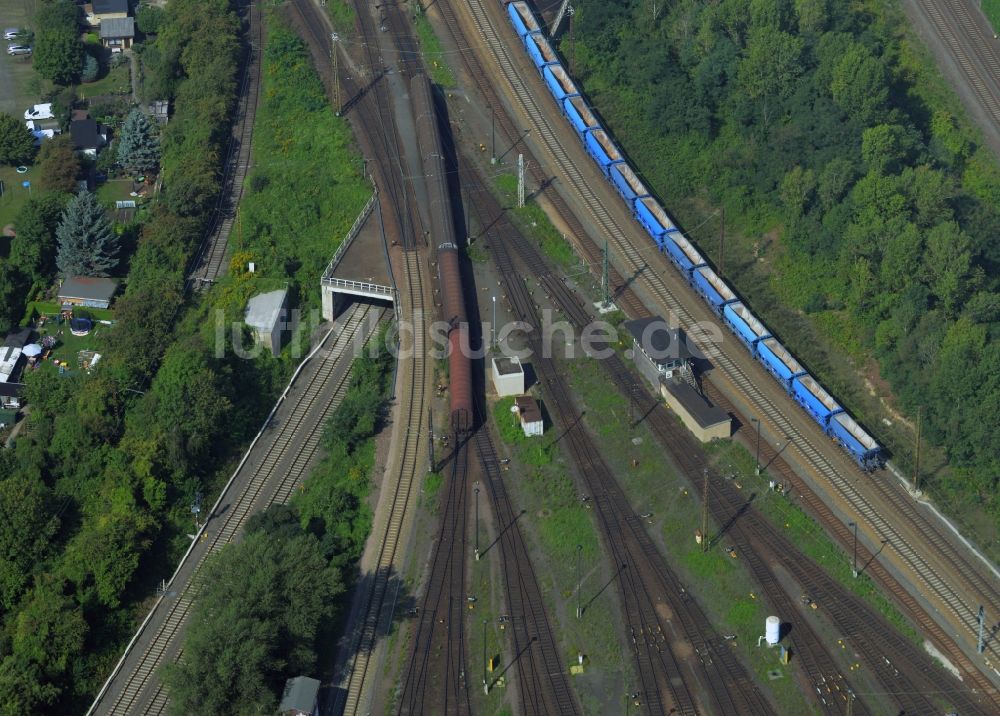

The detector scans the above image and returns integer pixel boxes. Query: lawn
[984,0,1000,33]
[78,60,131,99]
[0,0,40,116]
[0,164,37,231]
[96,178,136,208]
[413,10,455,88]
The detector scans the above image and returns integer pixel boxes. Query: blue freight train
[564,95,599,140]
[502,1,884,472]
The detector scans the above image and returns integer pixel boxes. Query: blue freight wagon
[543,64,580,105]
[525,32,558,74]
[662,231,707,276]
[830,413,883,471]
[609,163,650,204]
[634,197,677,246]
[756,337,806,392]
[564,95,599,140]
[723,302,771,350]
[792,374,843,427]
[692,266,736,314]
[585,129,625,176]
[507,1,540,42]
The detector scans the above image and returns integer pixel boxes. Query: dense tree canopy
[0,113,36,165]
[569,0,1000,517]
[36,136,80,194]
[32,0,83,85]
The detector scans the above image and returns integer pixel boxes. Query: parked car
[7,44,30,56]
[23,103,53,121]
[4,28,21,41]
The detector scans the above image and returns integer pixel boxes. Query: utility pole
[602,240,610,307]
[552,0,572,35]
[490,105,496,164]
[752,416,761,476]
[517,154,525,208]
[474,484,481,560]
[567,6,575,73]
[979,606,986,654]
[913,406,922,494]
[701,468,709,552]
[428,408,435,473]
[575,544,583,618]
[491,295,497,349]
[849,521,858,578]
[719,206,725,275]
[482,618,489,694]
[331,33,341,115]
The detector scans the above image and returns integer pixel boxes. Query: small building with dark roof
[513,396,543,437]
[3,328,32,350]
[100,16,134,50]
[92,0,128,19]
[624,316,695,391]
[70,118,107,158]
[278,676,320,716]
[58,277,118,309]
[661,378,731,442]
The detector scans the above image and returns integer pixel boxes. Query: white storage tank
[765,616,781,645]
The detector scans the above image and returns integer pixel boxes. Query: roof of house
[3,328,32,349]
[58,276,118,302]
[493,356,523,376]
[0,383,25,398]
[93,0,128,15]
[70,118,102,151]
[100,16,134,38]
[278,676,320,715]
[624,316,695,366]
[663,378,729,429]
[514,396,542,424]
[245,289,288,332]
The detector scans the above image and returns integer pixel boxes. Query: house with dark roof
[624,316,696,390]
[70,118,107,158]
[513,396,543,437]
[100,16,134,50]
[58,277,118,309]
[87,0,129,25]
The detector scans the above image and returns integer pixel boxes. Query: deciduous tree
[0,112,36,165]
[36,135,80,194]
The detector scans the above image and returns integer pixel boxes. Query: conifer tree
[116,109,161,174]
[55,191,118,277]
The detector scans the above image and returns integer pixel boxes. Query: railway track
[398,440,472,715]
[186,0,263,288]
[445,0,1000,685]
[470,425,581,716]
[333,249,428,715]
[283,3,441,715]
[87,302,386,716]
[449,127,771,714]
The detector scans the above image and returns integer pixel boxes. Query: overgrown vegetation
[219,22,370,317]
[167,327,393,712]
[0,1,242,710]
[570,0,1000,538]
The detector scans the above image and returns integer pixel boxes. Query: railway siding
[446,0,1000,693]
[88,304,386,716]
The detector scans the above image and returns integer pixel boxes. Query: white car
[24,103,53,121]
[4,28,21,41]
[6,44,30,56]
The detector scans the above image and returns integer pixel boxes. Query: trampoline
[70,318,93,336]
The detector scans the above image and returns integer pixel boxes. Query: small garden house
[58,277,118,309]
